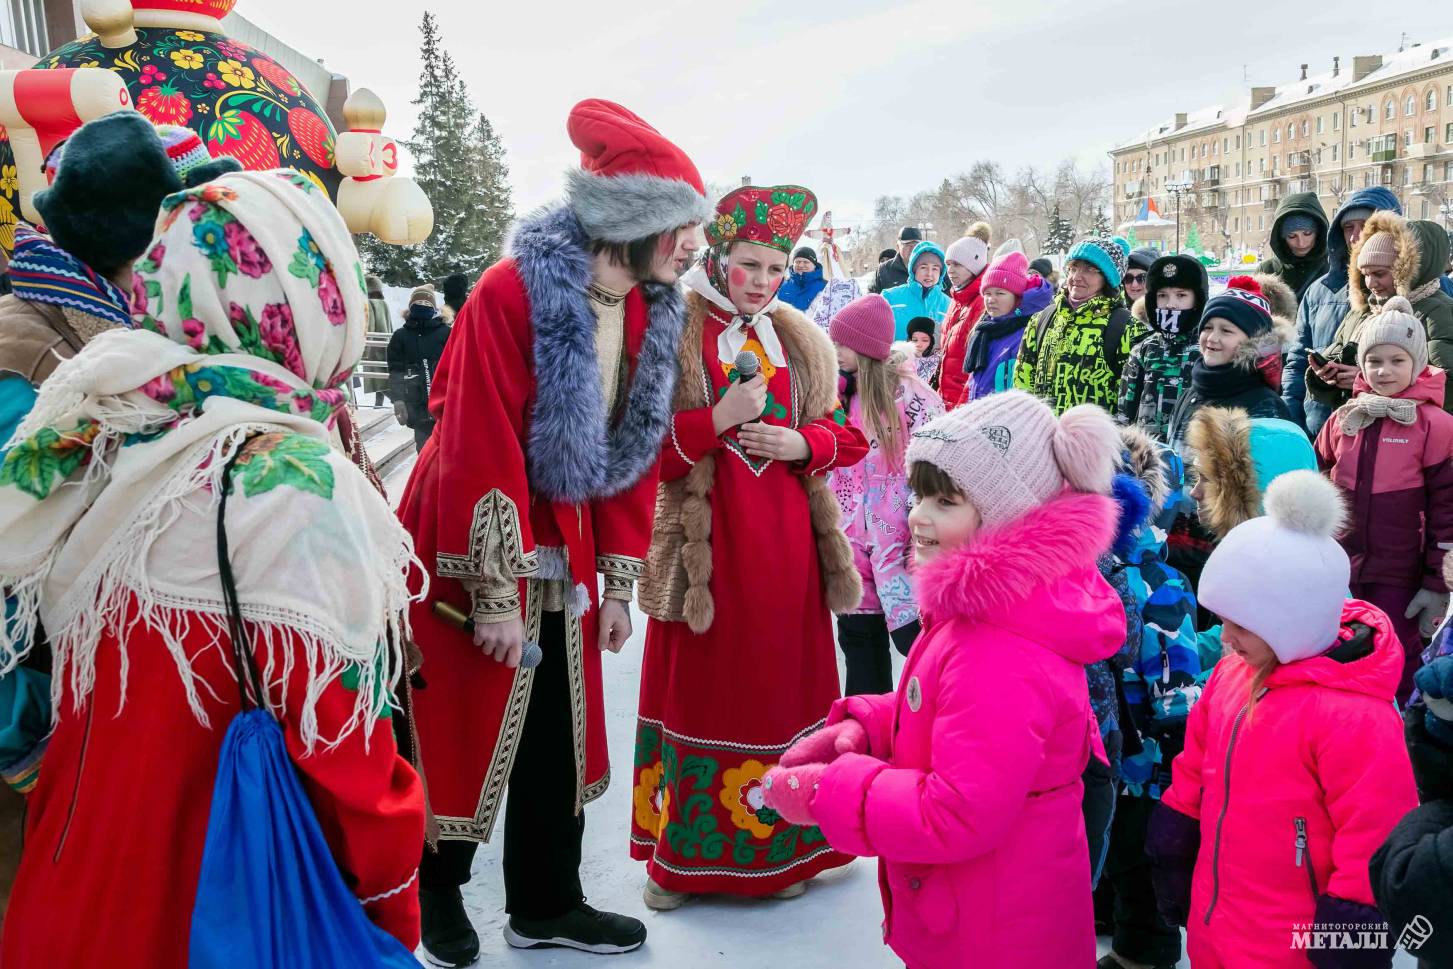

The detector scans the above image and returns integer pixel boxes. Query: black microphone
[733,350,760,384]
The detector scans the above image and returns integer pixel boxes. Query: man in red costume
[397,99,710,965]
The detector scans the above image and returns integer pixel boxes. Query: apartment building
[1111,37,1453,261]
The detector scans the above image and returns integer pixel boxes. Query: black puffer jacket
[387,309,450,427]
[1371,704,1453,969]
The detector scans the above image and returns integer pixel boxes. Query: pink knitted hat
[829,293,895,361]
[905,390,1119,526]
[980,250,1031,297]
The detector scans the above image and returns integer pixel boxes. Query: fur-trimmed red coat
[398,205,687,842]
[934,274,984,409]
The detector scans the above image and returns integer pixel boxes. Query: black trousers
[412,419,436,453]
[1096,794,1184,966]
[419,611,585,920]
[836,614,919,696]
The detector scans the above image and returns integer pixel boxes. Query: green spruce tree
[1043,204,1074,254]
[1184,222,1203,256]
[1089,209,1112,238]
[360,12,513,285]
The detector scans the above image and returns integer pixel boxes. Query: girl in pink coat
[828,294,945,695]
[1147,471,1418,969]
[763,390,1127,969]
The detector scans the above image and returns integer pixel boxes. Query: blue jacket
[883,241,950,339]
[1283,186,1402,435]
[1112,443,1205,800]
[778,265,826,312]
[0,375,37,450]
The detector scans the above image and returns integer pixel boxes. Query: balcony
[1372,147,1398,162]
[1287,154,1312,175]
[1406,143,1441,159]
[1201,192,1223,209]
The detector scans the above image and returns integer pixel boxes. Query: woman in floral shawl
[0,171,425,967]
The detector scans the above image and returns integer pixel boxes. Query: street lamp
[1167,180,1192,252]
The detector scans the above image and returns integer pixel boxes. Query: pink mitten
[762,763,827,826]
[778,720,868,768]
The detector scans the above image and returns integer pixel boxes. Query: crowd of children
[765,215,1453,969]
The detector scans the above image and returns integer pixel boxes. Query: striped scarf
[7,225,132,330]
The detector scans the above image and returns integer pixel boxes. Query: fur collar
[1348,211,1420,313]
[1118,425,1171,517]
[509,204,687,503]
[1231,312,1298,370]
[915,492,1117,622]
[1185,406,1258,539]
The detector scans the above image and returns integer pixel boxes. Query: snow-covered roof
[1113,36,1453,152]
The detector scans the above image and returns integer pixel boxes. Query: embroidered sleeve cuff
[796,425,838,477]
[671,408,720,466]
[436,489,540,587]
[598,554,644,602]
[463,578,521,626]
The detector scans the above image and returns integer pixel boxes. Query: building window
[1428,89,1439,112]
[1259,129,1266,147]
[1332,175,1342,193]
[1422,200,1431,219]
[1287,123,1295,140]
[1273,128,1281,144]
[1235,134,1241,149]
[1258,215,1265,231]
[1402,167,1411,186]
[1333,112,1341,131]
[1258,158,1265,173]
[1426,126,1437,144]
[1386,99,1396,120]
[1351,109,1359,128]
[0,0,51,57]
[1365,171,1373,187]
[1349,142,1356,159]
[1424,163,1433,183]
[1447,122,1453,143]
[1446,161,1453,181]
[1332,143,1340,162]
[1233,217,1240,232]
[1235,161,1241,176]
[1223,137,1230,152]
[1405,129,1413,147]
[1271,155,1279,172]
[1301,120,1308,137]
[1406,95,1416,116]
[1316,116,1325,135]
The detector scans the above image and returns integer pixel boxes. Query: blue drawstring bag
[189,450,418,968]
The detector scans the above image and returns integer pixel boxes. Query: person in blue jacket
[883,240,950,339]
[1281,186,1401,436]
[778,246,826,312]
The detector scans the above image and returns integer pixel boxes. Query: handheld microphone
[432,601,542,669]
[733,350,760,384]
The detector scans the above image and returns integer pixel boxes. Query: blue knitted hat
[1066,236,1130,289]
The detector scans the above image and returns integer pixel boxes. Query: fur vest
[640,293,860,632]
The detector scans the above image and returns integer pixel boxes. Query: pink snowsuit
[1161,599,1418,968]
[810,491,1125,969]
[829,372,943,630]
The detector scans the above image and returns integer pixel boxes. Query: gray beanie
[1357,296,1428,374]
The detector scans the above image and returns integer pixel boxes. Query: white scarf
[680,262,789,367]
[0,172,421,750]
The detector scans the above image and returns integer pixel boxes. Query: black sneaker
[419,887,480,967]
[504,902,647,954]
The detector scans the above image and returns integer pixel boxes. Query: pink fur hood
[914,490,1124,665]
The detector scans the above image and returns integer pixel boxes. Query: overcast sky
[243,0,1446,236]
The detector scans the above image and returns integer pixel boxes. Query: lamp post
[1167,180,1192,253]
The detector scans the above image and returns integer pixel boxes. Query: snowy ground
[383,448,1416,968]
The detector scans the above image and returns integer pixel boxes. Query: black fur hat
[34,112,187,275]
[441,272,470,313]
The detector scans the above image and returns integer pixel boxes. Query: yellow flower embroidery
[170,48,204,70]
[710,212,738,241]
[717,338,777,383]
[0,164,17,196]
[720,759,776,840]
[176,30,206,41]
[632,763,665,834]
[217,59,256,89]
[0,195,15,252]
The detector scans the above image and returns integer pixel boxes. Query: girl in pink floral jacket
[827,295,943,695]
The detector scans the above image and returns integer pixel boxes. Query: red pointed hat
[564,99,712,243]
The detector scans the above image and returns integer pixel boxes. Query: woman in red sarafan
[635,185,867,906]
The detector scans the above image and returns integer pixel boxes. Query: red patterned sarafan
[704,184,817,253]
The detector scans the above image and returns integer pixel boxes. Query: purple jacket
[965,277,1055,401]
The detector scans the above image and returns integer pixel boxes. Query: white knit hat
[1198,470,1350,664]
[1357,295,1428,374]
[904,389,1119,526]
[945,235,989,278]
